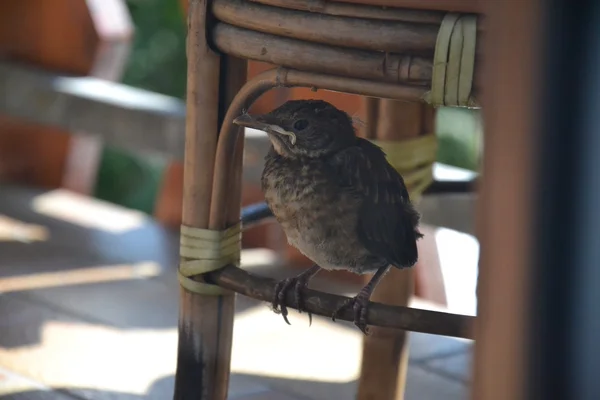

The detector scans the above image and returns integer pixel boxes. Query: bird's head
[233,100,357,158]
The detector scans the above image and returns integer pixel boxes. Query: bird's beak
[233,114,296,145]
[232,113,268,130]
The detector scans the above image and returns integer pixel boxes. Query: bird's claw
[331,294,371,335]
[272,276,312,326]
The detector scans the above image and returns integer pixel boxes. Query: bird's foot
[272,275,312,326]
[331,291,371,335]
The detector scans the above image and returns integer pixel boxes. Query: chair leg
[356,99,434,400]
[174,1,247,399]
[357,267,414,400]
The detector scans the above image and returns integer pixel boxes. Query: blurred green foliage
[94,0,186,213]
[94,147,167,214]
[121,0,187,99]
[436,107,482,171]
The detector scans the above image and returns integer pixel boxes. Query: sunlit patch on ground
[231,306,363,383]
[32,189,147,233]
[0,215,48,243]
[0,321,178,396]
[0,262,161,294]
[0,366,52,396]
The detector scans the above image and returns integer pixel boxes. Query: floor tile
[232,392,301,400]
[248,376,357,400]
[0,305,176,399]
[232,388,308,400]
[228,374,276,399]
[0,294,74,350]
[18,277,178,330]
[409,333,472,362]
[405,365,469,400]
[253,365,470,400]
[0,390,76,400]
[0,186,475,400]
[0,366,67,399]
[423,348,473,383]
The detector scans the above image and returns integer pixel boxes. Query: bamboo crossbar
[212,24,434,84]
[209,265,474,338]
[213,0,440,54]
[212,0,483,83]
[247,0,448,24]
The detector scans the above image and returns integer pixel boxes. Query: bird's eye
[293,119,309,131]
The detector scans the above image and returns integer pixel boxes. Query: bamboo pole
[338,0,481,14]
[174,0,229,398]
[221,56,249,230]
[212,0,440,54]
[248,0,447,24]
[208,264,474,338]
[212,24,434,84]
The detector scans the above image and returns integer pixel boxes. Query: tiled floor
[0,186,475,399]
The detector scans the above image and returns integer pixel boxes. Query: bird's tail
[403,202,423,266]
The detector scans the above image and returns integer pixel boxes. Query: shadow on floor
[0,185,293,348]
[1,366,471,400]
[0,373,358,400]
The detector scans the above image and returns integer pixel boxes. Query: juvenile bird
[233,99,423,334]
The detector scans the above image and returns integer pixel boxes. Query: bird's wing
[326,138,422,267]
